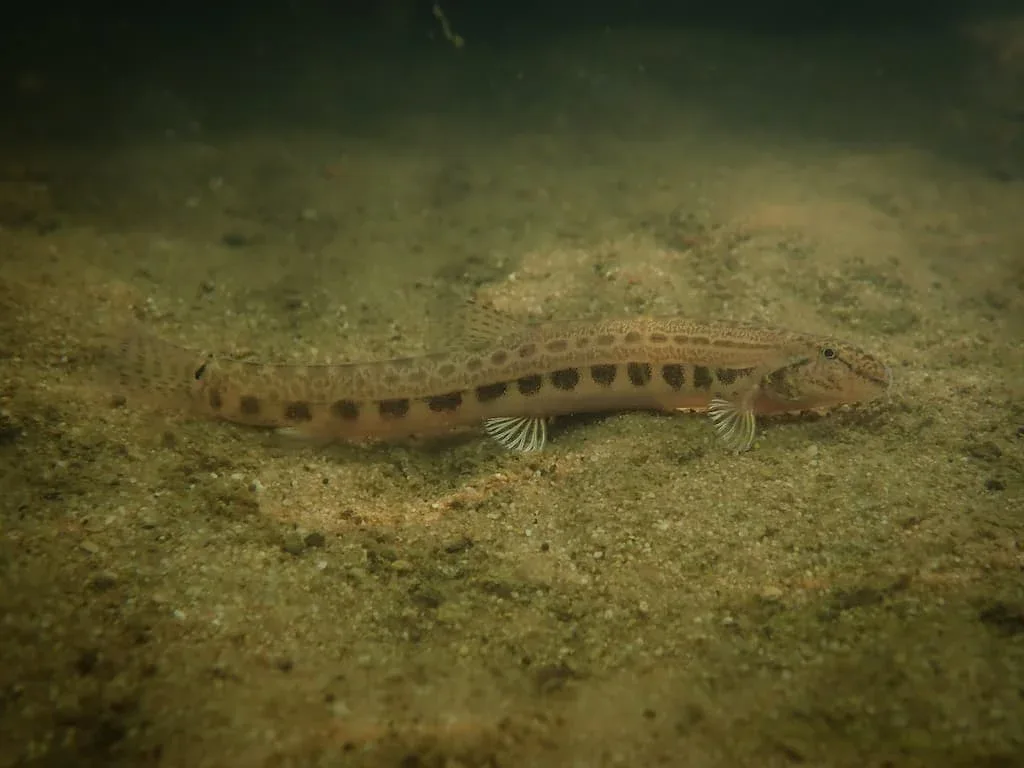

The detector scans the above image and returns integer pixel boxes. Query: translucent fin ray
[483,416,548,452]
[461,299,529,346]
[706,397,757,453]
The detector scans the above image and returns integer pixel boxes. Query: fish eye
[821,346,837,360]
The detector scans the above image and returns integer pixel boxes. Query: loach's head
[759,338,892,413]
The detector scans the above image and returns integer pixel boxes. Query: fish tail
[95,327,207,410]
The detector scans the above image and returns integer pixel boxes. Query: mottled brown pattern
[661,364,685,390]
[378,398,410,418]
[590,364,617,386]
[716,368,739,386]
[475,382,507,403]
[627,362,653,386]
[331,399,360,420]
[285,401,313,422]
[550,368,581,391]
[108,313,891,444]
[517,374,543,396]
[240,395,261,415]
[694,366,713,390]
[426,391,463,413]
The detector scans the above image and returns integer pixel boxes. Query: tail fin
[93,327,208,411]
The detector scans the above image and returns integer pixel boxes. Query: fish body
[112,311,891,452]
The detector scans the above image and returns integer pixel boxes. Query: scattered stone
[281,533,305,556]
[760,585,784,601]
[979,602,1024,636]
[221,232,249,248]
[88,571,118,592]
[138,512,160,529]
[965,440,1002,462]
[443,535,473,554]
[74,648,99,675]
[0,413,22,444]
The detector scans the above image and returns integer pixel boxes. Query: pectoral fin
[483,416,548,452]
[706,397,757,453]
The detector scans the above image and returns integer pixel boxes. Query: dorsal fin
[460,299,529,346]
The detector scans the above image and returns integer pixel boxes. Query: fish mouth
[860,361,893,393]
[841,361,893,405]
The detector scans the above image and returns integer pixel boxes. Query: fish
[106,304,892,453]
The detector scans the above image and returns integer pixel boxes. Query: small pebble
[761,586,784,600]
[138,512,159,529]
[221,232,249,248]
[282,534,305,556]
[443,536,473,554]
[88,571,118,591]
[75,649,99,675]
[79,540,100,555]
